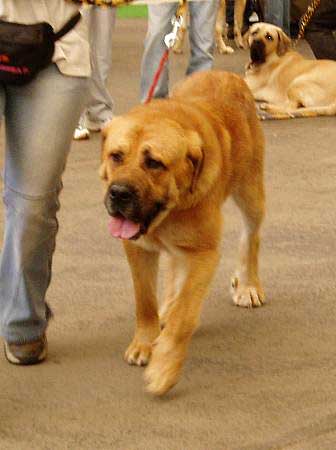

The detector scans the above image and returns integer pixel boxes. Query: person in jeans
[74,5,116,140]
[140,0,219,102]
[0,0,90,365]
[264,0,290,36]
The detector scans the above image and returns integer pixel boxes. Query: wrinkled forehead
[103,116,138,153]
[250,22,279,38]
[103,115,188,162]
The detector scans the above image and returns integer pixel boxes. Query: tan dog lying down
[244,22,336,118]
[100,71,265,396]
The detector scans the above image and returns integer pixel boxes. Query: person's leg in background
[265,0,290,35]
[187,0,219,76]
[74,5,116,140]
[0,64,88,364]
[140,3,177,102]
[304,0,336,60]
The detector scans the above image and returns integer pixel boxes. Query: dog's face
[245,22,291,64]
[100,113,203,240]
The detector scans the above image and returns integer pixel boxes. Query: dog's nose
[109,183,134,204]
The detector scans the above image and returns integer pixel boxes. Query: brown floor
[0,19,336,450]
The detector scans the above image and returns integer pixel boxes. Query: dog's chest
[133,235,184,259]
[134,236,162,253]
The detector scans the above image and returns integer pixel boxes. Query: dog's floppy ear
[186,131,203,194]
[276,29,291,56]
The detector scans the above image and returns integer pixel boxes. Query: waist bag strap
[53,12,82,41]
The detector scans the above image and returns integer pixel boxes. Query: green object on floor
[117,5,148,18]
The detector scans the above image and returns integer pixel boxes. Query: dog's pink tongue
[108,216,140,240]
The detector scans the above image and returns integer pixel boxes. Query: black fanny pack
[0,13,81,86]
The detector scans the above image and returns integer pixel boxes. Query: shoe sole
[4,342,47,366]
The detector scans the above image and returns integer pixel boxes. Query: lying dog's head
[99,108,203,240]
[244,22,291,64]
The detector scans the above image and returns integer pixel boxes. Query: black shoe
[4,335,47,365]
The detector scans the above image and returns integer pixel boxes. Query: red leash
[144,49,169,104]
[144,1,186,104]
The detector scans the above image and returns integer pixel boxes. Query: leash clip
[164,15,184,49]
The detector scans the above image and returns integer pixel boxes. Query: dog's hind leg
[234,0,247,48]
[172,5,188,54]
[123,242,161,367]
[231,164,265,307]
[259,101,336,119]
[216,0,234,54]
[259,81,336,118]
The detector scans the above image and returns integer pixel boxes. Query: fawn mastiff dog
[244,22,336,118]
[100,71,266,396]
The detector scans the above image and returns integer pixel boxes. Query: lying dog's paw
[259,103,269,111]
[230,277,265,308]
[124,339,153,367]
[144,336,185,396]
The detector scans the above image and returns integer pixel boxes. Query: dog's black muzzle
[250,40,266,64]
[104,182,166,235]
[104,182,141,221]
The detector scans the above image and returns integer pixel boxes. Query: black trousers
[299,0,336,59]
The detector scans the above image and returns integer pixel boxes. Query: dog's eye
[265,34,274,41]
[145,157,166,171]
[110,152,123,163]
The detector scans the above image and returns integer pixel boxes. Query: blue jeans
[0,64,88,344]
[140,0,219,102]
[265,0,290,36]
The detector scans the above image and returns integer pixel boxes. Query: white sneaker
[73,115,113,141]
[73,124,90,140]
[86,116,113,132]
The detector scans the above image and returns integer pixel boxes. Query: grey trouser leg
[0,64,88,344]
[187,0,219,75]
[83,6,116,124]
[140,3,177,102]
[140,1,218,102]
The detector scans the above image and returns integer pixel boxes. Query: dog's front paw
[231,277,265,308]
[124,338,153,367]
[217,39,234,55]
[234,34,245,49]
[144,336,185,396]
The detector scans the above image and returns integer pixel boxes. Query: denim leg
[140,3,177,102]
[0,64,88,344]
[265,0,290,35]
[187,0,219,76]
[83,6,116,124]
